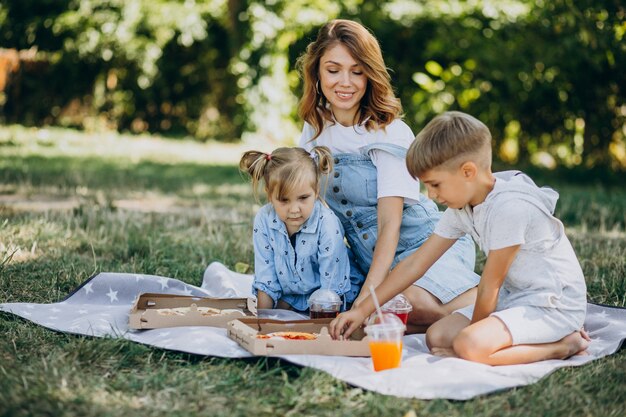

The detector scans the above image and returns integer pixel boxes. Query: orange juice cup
[364,313,405,372]
[368,339,403,371]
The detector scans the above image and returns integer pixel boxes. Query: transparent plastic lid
[307,288,342,309]
[381,294,413,313]
[365,313,406,333]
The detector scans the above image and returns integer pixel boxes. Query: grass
[1,124,625,417]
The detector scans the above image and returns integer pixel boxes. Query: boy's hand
[330,307,367,340]
[351,293,366,307]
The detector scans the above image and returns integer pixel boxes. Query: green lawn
[1,125,625,417]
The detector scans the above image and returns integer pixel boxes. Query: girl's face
[270,181,317,236]
[318,43,367,126]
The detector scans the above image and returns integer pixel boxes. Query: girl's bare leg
[453,317,590,365]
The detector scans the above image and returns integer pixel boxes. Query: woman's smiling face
[318,43,367,126]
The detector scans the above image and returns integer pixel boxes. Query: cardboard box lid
[228,318,371,357]
[128,293,257,330]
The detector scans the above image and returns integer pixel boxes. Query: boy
[330,111,590,365]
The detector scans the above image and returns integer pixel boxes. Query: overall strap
[359,142,408,159]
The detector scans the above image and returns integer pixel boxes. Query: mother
[297,19,479,331]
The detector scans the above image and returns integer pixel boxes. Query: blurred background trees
[1,0,624,171]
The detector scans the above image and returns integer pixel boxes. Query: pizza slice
[156,306,226,316]
[156,307,190,316]
[256,331,318,340]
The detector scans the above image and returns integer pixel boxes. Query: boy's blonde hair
[406,111,492,178]
[239,146,333,202]
[297,19,402,140]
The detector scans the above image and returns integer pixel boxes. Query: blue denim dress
[323,143,480,304]
[252,200,356,311]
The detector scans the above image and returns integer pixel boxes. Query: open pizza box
[128,293,257,329]
[227,318,371,357]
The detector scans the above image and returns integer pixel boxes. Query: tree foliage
[0,0,624,169]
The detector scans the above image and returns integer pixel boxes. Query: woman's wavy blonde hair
[297,19,402,140]
[239,146,334,202]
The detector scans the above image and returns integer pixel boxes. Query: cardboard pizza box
[128,293,257,329]
[227,317,371,357]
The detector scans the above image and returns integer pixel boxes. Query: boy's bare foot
[580,327,591,341]
[561,330,591,358]
[431,347,458,358]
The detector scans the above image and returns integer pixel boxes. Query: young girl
[239,146,358,311]
[297,19,480,330]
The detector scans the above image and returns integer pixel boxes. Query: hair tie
[309,150,318,161]
[266,153,272,161]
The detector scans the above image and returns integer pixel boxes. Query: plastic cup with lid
[307,288,342,319]
[364,313,405,371]
[381,293,413,325]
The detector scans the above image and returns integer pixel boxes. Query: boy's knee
[453,329,483,362]
[425,324,447,350]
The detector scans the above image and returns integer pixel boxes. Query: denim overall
[323,143,480,304]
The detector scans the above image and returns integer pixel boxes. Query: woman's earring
[315,80,321,95]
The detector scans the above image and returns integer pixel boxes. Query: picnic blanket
[1,262,625,400]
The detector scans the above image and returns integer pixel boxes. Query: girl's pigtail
[310,146,333,200]
[239,150,270,201]
[310,146,333,174]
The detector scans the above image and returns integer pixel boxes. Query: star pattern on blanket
[106,287,119,303]
[595,310,609,319]
[157,277,170,290]
[83,283,94,294]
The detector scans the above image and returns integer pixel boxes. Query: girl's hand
[330,307,367,340]
[256,290,275,309]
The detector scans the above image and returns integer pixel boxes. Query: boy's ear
[460,161,478,180]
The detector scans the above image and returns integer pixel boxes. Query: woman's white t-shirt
[298,119,422,203]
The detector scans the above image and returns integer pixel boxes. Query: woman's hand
[330,307,368,340]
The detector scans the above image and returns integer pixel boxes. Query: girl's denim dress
[323,143,480,304]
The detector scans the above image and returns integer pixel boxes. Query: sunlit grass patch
[0,124,255,165]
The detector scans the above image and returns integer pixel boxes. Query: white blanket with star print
[1,262,625,400]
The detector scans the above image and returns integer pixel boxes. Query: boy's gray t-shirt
[434,171,586,312]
